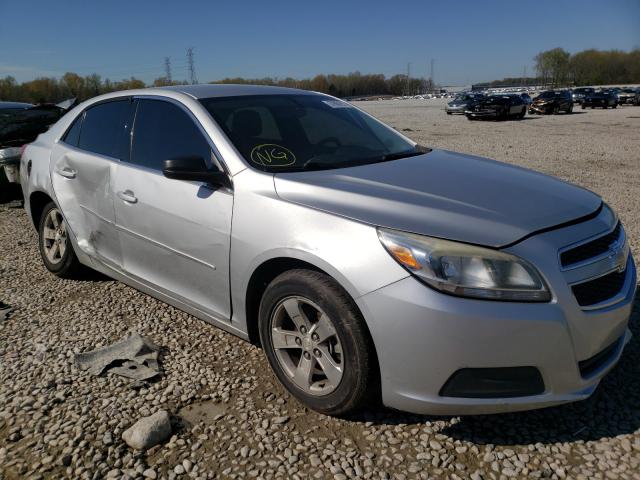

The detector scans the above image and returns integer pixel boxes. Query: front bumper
[529,103,552,114]
[465,109,500,118]
[358,221,636,415]
[445,105,466,114]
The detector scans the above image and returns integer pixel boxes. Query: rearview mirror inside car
[162,156,231,188]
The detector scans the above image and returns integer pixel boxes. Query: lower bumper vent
[439,367,545,398]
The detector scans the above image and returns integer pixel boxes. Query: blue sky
[2,0,638,86]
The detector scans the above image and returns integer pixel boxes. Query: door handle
[117,190,138,204]
[56,167,77,179]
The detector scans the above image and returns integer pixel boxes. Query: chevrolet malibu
[21,85,636,416]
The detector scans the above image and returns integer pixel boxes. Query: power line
[165,57,172,83]
[187,47,197,85]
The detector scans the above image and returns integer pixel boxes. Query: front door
[113,98,233,319]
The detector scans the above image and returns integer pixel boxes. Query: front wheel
[258,270,376,416]
[38,202,82,277]
[567,104,573,113]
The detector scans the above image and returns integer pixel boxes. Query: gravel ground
[1,99,639,480]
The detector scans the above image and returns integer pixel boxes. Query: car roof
[158,83,320,99]
[0,101,34,109]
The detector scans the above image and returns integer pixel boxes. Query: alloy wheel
[42,208,67,265]
[269,296,344,396]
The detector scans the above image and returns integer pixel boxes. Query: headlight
[378,228,551,302]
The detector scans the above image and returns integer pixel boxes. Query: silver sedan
[21,85,636,416]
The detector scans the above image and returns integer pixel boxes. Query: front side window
[78,100,132,159]
[130,99,212,171]
[200,94,419,172]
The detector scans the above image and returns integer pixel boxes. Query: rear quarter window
[62,114,83,147]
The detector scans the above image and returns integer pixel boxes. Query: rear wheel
[612,103,617,109]
[567,104,573,113]
[582,104,586,109]
[553,105,560,115]
[38,202,82,277]
[258,270,375,416]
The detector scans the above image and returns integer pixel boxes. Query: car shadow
[348,287,640,445]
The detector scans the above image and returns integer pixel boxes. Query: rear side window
[130,99,211,171]
[78,100,132,159]
[63,114,83,146]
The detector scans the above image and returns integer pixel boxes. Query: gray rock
[122,410,172,451]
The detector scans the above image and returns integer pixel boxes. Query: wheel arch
[29,190,55,229]
[243,255,382,404]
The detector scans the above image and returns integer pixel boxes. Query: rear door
[50,99,133,268]
[113,98,233,319]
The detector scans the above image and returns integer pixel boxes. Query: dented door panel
[50,143,121,267]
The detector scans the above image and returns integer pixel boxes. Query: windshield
[200,94,421,172]
[538,91,562,98]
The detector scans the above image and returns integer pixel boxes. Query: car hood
[273,149,601,247]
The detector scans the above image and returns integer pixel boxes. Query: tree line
[1,47,637,104]
[0,70,433,104]
[534,48,639,87]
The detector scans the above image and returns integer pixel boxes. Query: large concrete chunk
[122,410,172,451]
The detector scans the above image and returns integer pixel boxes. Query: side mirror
[162,156,231,188]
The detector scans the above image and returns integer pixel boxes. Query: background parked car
[465,94,526,120]
[445,93,484,114]
[571,87,595,104]
[617,88,639,105]
[0,99,75,202]
[530,90,573,114]
[582,91,618,109]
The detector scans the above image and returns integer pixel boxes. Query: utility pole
[164,57,172,84]
[406,62,411,96]
[187,47,197,85]
[430,58,435,92]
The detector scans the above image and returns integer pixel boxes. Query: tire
[38,202,82,278]
[612,103,617,109]
[258,269,375,416]
[446,111,452,115]
[582,104,586,110]
[553,105,559,115]
[518,107,526,119]
[567,104,573,113]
